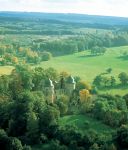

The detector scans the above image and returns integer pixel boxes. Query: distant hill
[0,11,128,26]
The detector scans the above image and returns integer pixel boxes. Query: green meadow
[38,46,128,95]
[0,66,14,75]
[0,46,128,95]
[59,115,114,135]
[39,46,128,82]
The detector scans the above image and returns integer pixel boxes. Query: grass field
[59,115,114,135]
[0,66,14,75]
[39,46,128,82]
[38,46,128,95]
[0,46,128,95]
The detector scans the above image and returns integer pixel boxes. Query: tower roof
[66,76,75,84]
[45,78,54,87]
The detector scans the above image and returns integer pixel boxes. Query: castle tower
[66,76,76,95]
[44,78,54,103]
[54,77,66,99]
[60,77,65,89]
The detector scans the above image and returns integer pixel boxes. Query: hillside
[0,12,128,26]
[0,1,128,149]
[37,46,128,95]
[38,46,127,80]
[0,46,128,94]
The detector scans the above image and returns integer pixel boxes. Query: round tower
[66,76,76,95]
[44,78,54,103]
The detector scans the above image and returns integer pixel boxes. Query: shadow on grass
[99,84,128,91]
[79,55,100,58]
[116,56,128,61]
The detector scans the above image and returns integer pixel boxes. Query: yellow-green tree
[79,89,90,103]
[79,89,92,113]
[12,56,19,64]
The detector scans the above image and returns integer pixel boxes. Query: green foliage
[23,145,32,150]
[76,81,90,91]
[26,112,39,144]
[48,140,68,150]
[39,105,60,128]
[0,129,10,150]
[0,96,11,130]
[123,94,128,107]
[25,48,38,63]
[118,72,128,85]
[0,64,127,150]
[56,101,68,116]
[106,68,112,74]
[116,125,128,149]
[93,95,128,127]
[0,75,9,94]
[9,137,23,150]
[59,115,114,135]
[57,95,69,104]
[15,65,33,90]
[45,67,59,81]
[41,51,52,61]
[91,46,107,56]
[93,74,116,88]
[93,75,102,87]
[8,90,46,138]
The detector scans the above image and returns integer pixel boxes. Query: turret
[66,76,76,95]
[44,78,54,103]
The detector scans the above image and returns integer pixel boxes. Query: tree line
[93,70,128,89]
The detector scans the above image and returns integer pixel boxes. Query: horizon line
[0,10,128,19]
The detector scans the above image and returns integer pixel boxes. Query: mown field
[39,46,128,81]
[38,46,128,95]
[0,66,14,75]
[59,115,114,135]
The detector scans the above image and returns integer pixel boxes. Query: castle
[43,76,76,103]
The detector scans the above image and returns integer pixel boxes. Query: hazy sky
[0,0,128,17]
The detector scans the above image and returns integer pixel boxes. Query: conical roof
[45,78,54,87]
[66,76,75,84]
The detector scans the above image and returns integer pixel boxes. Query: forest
[0,12,128,150]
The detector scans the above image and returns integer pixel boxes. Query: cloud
[0,0,128,17]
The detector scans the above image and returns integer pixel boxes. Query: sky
[0,0,128,17]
